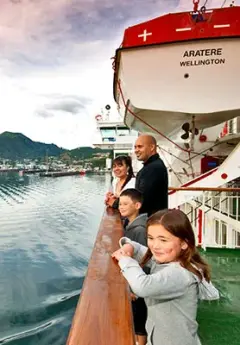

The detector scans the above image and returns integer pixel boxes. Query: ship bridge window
[100,128,116,138]
[215,219,227,246]
[116,127,130,136]
[103,137,116,142]
[233,230,240,248]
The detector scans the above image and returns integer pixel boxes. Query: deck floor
[198,248,240,345]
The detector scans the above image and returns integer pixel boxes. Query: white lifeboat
[113,4,240,145]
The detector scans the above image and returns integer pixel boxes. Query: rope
[158,146,184,184]
[188,150,196,178]
[186,140,224,162]
[193,0,200,12]
[111,38,124,71]
[158,146,191,166]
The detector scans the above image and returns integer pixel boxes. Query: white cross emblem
[138,29,152,42]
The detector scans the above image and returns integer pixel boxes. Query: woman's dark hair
[113,155,134,190]
[141,209,211,281]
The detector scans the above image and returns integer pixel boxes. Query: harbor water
[0,172,239,344]
[0,172,109,344]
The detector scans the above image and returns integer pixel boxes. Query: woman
[105,155,135,208]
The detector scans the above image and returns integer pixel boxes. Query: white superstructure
[92,105,140,171]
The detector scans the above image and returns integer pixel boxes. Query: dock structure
[39,171,81,178]
[0,168,57,174]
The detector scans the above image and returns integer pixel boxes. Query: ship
[112,0,240,250]
[67,2,240,345]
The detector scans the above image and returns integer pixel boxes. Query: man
[135,134,168,216]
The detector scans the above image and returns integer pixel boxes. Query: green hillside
[0,132,64,159]
[0,132,111,160]
[69,146,112,159]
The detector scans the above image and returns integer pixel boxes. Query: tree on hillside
[60,152,71,165]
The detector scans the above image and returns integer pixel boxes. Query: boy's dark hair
[120,188,143,203]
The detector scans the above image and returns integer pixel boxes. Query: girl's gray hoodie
[118,238,219,345]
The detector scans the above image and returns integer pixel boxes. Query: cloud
[35,110,54,119]
[0,0,180,79]
[3,0,237,149]
[0,1,178,66]
[46,96,91,114]
[36,95,92,117]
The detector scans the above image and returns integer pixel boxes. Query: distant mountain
[0,132,65,159]
[0,132,111,160]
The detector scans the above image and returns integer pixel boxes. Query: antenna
[105,105,111,120]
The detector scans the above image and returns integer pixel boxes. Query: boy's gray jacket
[124,213,147,246]
[119,238,220,345]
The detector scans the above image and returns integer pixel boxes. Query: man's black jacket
[135,153,168,216]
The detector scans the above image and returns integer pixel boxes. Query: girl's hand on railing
[112,244,134,261]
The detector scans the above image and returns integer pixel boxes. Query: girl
[105,155,135,208]
[112,209,219,345]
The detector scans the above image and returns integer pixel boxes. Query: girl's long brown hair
[141,209,211,281]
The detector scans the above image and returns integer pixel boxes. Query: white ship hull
[116,38,240,143]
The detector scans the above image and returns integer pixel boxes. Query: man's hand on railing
[130,293,137,301]
[105,192,118,207]
[104,191,114,205]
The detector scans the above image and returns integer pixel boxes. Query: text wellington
[180,48,225,67]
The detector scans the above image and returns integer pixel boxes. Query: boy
[119,188,148,345]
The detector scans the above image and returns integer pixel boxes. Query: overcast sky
[0,0,236,149]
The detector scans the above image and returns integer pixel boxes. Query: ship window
[233,229,240,248]
[116,128,130,136]
[237,232,240,247]
[103,137,116,142]
[215,220,220,244]
[194,209,197,227]
[100,128,116,138]
[215,220,227,246]
[222,222,227,246]
[188,206,193,223]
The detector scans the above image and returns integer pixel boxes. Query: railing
[219,116,240,137]
[169,187,240,249]
[202,193,239,221]
[169,187,240,192]
[66,208,135,345]
[228,116,240,135]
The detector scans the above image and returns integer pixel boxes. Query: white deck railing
[169,187,240,249]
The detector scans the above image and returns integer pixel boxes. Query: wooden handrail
[169,187,240,192]
[66,208,135,345]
